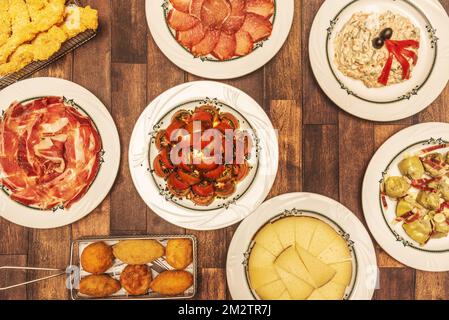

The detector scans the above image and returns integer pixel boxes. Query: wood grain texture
[0,255,27,300]
[0,0,448,301]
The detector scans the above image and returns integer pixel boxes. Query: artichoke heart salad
[334,11,420,88]
[382,145,449,246]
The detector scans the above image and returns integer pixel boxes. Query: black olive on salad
[372,37,384,49]
[380,28,393,40]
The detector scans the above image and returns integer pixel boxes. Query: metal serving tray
[69,235,198,300]
[0,0,97,90]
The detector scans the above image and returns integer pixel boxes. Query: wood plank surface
[0,0,448,301]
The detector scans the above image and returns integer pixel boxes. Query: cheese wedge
[307,290,326,300]
[272,217,297,248]
[254,223,284,256]
[330,261,353,286]
[295,217,319,249]
[249,266,280,289]
[317,236,352,264]
[274,246,316,287]
[296,246,336,288]
[276,290,292,300]
[275,266,314,300]
[317,281,347,300]
[255,280,286,300]
[248,244,277,269]
[307,221,339,256]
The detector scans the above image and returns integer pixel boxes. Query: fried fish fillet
[0,5,98,76]
[150,271,194,296]
[0,0,11,47]
[79,275,121,298]
[0,0,65,64]
[113,240,165,265]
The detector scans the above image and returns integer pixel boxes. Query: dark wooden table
[1,0,449,300]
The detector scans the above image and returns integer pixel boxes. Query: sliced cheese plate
[226,193,378,300]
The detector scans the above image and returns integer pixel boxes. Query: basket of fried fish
[0,0,99,89]
[69,235,197,300]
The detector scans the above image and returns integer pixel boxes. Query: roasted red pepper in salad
[378,39,420,86]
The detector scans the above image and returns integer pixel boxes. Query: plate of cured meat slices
[146,0,294,79]
[129,81,278,230]
[0,77,120,229]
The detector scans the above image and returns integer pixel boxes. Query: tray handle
[0,266,66,291]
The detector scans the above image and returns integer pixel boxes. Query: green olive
[384,177,410,198]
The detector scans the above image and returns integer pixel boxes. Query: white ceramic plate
[145,0,294,80]
[363,123,449,271]
[227,193,378,300]
[0,77,120,229]
[129,81,278,231]
[309,0,449,122]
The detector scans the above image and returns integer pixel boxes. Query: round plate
[145,0,294,80]
[0,77,120,229]
[363,122,449,271]
[227,193,378,300]
[309,0,449,122]
[129,81,278,231]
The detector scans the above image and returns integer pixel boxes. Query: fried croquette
[79,275,121,298]
[81,241,114,274]
[120,265,152,296]
[150,271,194,296]
[166,239,193,270]
[113,240,165,265]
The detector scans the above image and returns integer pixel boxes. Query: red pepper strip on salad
[378,39,420,86]
[437,202,449,213]
[378,53,394,86]
[421,144,448,154]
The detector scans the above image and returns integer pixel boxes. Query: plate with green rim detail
[227,193,377,300]
[145,0,294,80]
[0,77,120,229]
[309,0,449,122]
[363,123,449,271]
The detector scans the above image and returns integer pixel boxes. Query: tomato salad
[152,104,253,207]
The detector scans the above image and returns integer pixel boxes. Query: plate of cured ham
[309,0,449,122]
[129,81,278,230]
[146,0,294,79]
[0,78,120,229]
